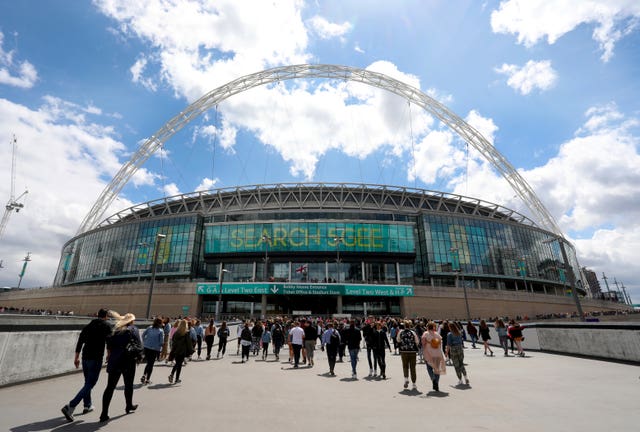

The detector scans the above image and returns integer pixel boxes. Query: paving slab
[0,345,638,432]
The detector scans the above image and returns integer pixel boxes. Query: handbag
[125,331,144,362]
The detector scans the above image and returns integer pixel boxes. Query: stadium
[0,65,630,319]
[42,181,613,319]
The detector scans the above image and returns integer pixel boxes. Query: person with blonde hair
[422,321,447,392]
[99,311,142,422]
[168,319,193,384]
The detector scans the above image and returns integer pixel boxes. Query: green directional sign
[196,282,414,297]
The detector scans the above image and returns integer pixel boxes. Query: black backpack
[398,329,417,352]
[329,329,340,347]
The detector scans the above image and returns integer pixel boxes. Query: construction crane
[0,135,28,241]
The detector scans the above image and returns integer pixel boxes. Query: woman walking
[422,321,447,392]
[204,319,217,360]
[261,325,272,360]
[371,321,392,379]
[168,319,193,384]
[495,319,509,356]
[479,320,494,356]
[446,323,469,385]
[396,321,420,390]
[271,320,285,361]
[140,317,164,385]
[240,321,253,363]
[217,321,229,358]
[99,312,141,422]
[510,321,526,356]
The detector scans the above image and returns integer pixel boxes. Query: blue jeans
[349,348,359,374]
[70,359,102,409]
[470,334,478,347]
[426,363,440,386]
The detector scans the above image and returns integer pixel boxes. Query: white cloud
[130,57,157,92]
[163,182,181,197]
[307,15,352,40]
[95,0,311,101]
[0,31,38,88]
[409,130,458,184]
[491,0,640,62]
[466,110,499,144]
[354,43,365,54]
[195,177,218,191]
[495,60,557,95]
[0,97,134,287]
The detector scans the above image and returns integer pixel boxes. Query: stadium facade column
[261,294,267,320]
[337,295,343,314]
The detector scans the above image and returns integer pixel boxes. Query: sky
[0,0,638,303]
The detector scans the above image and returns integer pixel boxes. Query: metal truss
[77,64,563,236]
[98,183,538,228]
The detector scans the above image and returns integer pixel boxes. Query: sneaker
[61,404,75,422]
[140,375,146,384]
[216,353,220,358]
[82,406,94,415]
[175,379,181,383]
[465,376,470,385]
[411,383,417,391]
[458,379,464,385]
[403,379,409,389]
[369,368,373,377]
[352,373,357,379]
[168,374,174,384]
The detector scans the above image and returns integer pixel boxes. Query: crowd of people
[60,310,537,424]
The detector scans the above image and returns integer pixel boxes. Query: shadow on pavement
[339,377,358,382]
[147,382,174,390]
[398,388,422,396]
[10,417,69,432]
[425,390,449,397]
[451,383,472,390]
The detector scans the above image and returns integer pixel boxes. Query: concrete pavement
[1,344,638,432]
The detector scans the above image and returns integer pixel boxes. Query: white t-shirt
[289,326,305,345]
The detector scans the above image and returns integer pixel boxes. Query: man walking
[288,321,305,368]
[343,319,362,379]
[61,308,112,422]
[303,319,317,367]
[321,321,341,376]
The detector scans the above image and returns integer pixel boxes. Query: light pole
[216,267,229,322]
[451,247,471,321]
[334,234,343,282]
[146,233,166,319]
[262,234,271,282]
[137,241,148,282]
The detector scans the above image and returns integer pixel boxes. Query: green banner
[196,282,414,297]
[205,221,415,254]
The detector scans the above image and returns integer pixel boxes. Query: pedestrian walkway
[1,345,638,432]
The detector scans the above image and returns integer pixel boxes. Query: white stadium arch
[77,64,563,237]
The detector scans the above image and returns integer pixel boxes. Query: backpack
[430,337,441,349]
[329,330,340,347]
[398,329,417,352]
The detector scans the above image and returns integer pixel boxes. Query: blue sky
[0,0,638,303]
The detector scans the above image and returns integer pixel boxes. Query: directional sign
[196,282,414,297]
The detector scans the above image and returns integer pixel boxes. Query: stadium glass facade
[54,184,584,316]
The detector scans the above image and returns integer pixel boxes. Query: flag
[295,264,307,273]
